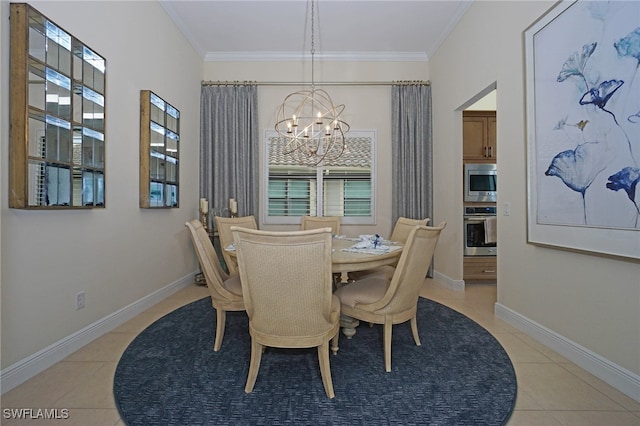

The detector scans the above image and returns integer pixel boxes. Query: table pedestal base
[340,315,359,338]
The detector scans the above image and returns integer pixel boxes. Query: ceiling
[159,1,472,62]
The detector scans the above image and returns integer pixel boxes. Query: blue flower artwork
[532,0,640,231]
[545,142,607,224]
[578,79,623,111]
[606,167,640,227]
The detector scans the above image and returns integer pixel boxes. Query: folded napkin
[341,234,401,255]
[357,234,383,247]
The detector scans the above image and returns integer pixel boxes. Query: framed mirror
[140,90,180,208]
[9,3,106,209]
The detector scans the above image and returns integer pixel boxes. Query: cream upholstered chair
[350,217,430,281]
[185,220,244,351]
[389,217,430,244]
[300,215,341,235]
[231,227,340,398]
[335,222,446,372]
[214,215,257,275]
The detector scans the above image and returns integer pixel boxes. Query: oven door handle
[464,216,492,223]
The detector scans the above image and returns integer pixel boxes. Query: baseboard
[495,302,640,402]
[433,270,465,291]
[1,272,197,394]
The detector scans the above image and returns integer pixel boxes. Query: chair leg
[244,339,263,393]
[213,309,226,351]
[410,313,421,346]
[384,321,393,372]
[317,341,335,398]
[330,330,339,355]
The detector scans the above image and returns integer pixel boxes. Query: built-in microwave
[464,163,497,203]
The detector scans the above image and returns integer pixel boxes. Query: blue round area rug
[114,297,516,425]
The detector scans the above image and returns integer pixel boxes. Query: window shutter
[266,131,375,224]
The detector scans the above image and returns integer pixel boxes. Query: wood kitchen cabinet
[463,256,497,281]
[463,111,496,161]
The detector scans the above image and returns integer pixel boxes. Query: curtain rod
[201,80,430,87]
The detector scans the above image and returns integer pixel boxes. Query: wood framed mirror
[9,3,106,209]
[139,90,180,208]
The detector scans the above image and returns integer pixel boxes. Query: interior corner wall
[429,1,639,376]
[1,1,202,369]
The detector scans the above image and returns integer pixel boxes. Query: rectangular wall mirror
[9,3,107,209]
[140,90,180,208]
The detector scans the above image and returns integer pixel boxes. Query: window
[264,130,376,225]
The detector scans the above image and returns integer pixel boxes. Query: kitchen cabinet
[463,111,496,161]
[463,256,497,281]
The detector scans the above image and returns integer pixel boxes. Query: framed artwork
[524,0,640,259]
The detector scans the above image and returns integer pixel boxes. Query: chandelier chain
[273,0,350,166]
[311,0,315,89]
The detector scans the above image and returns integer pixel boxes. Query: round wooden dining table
[225,237,403,280]
[330,237,403,283]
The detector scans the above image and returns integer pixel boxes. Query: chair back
[390,217,430,243]
[214,215,257,274]
[378,222,446,314]
[232,227,335,339]
[185,220,240,302]
[300,215,341,235]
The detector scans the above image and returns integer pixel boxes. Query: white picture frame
[524,0,640,259]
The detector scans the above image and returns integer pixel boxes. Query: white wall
[430,0,639,379]
[467,89,496,110]
[1,1,202,369]
[203,60,430,238]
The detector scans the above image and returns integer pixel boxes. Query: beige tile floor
[2,279,639,425]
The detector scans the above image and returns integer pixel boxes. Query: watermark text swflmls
[3,408,70,420]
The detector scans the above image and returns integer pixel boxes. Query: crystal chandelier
[275,0,349,165]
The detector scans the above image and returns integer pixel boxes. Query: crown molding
[204,51,429,62]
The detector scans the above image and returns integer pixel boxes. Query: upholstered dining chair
[185,220,244,352]
[231,227,341,398]
[300,215,341,235]
[214,215,257,275]
[350,217,430,281]
[335,222,446,372]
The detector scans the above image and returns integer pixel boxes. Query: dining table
[225,234,404,338]
[330,237,403,283]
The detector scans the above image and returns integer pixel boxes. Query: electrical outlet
[76,291,86,310]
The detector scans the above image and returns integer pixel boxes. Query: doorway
[461,85,497,285]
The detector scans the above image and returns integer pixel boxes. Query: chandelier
[275,0,349,165]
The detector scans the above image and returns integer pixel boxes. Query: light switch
[503,202,511,216]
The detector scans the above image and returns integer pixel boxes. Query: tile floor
[2,279,639,425]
